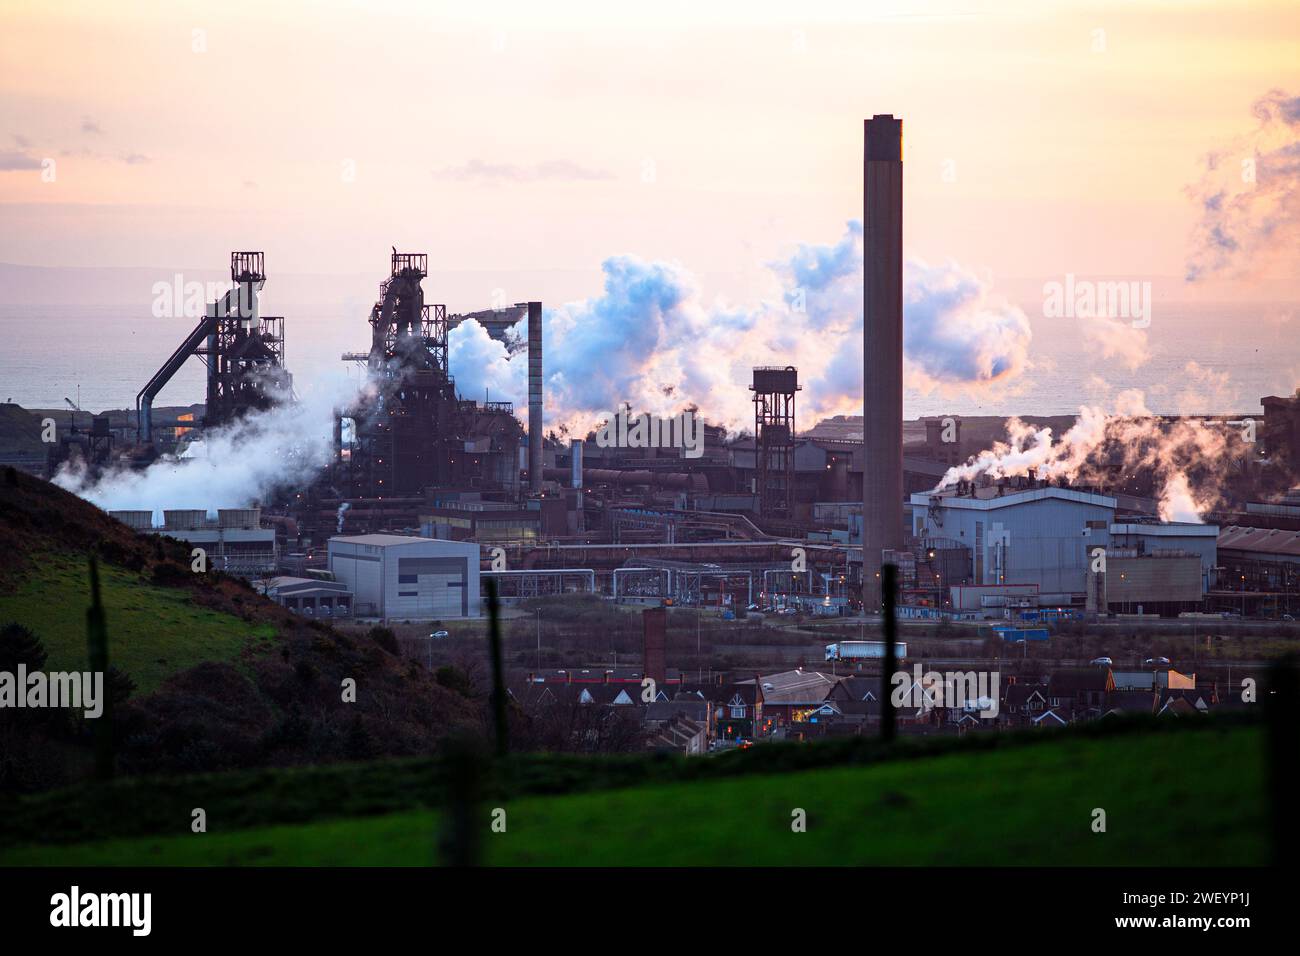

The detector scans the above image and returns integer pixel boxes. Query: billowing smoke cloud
[54,371,367,521]
[936,388,1240,522]
[449,220,1031,434]
[1079,314,1151,370]
[904,258,1032,392]
[1187,89,1300,281]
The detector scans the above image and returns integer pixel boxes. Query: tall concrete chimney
[527,301,543,494]
[863,115,904,610]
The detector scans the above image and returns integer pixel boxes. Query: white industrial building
[1108,523,1220,591]
[911,485,1118,599]
[327,533,481,621]
[910,484,1219,613]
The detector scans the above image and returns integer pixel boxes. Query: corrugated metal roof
[910,486,1116,511]
[330,533,457,547]
[1217,525,1300,557]
[1110,522,1219,537]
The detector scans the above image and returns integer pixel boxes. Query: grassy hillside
[0,467,475,793]
[1,552,275,695]
[0,721,1266,866]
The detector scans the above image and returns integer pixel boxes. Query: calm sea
[0,301,1295,420]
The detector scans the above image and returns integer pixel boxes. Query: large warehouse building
[911,484,1118,598]
[910,483,1219,613]
[327,533,481,620]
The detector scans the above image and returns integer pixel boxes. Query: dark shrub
[435,665,475,698]
[150,560,189,585]
[369,626,399,655]
[0,622,48,672]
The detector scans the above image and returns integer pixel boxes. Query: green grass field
[0,553,276,694]
[0,722,1266,866]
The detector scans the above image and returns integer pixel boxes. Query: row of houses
[508,669,766,755]
[507,663,1246,753]
[780,664,1246,738]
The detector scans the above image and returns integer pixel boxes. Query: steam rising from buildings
[54,220,1032,516]
[1186,88,1300,281]
[936,389,1239,522]
[449,220,1031,435]
[54,371,367,522]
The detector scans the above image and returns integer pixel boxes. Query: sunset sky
[2,0,1299,424]
[2,0,1297,288]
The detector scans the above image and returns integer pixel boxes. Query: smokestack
[527,301,543,495]
[570,438,583,489]
[863,115,904,611]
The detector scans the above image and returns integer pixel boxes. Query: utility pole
[485,579,508,758]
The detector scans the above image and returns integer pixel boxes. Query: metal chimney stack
[863,115,904,610]
[527,301,543,494]
[570,438,583,489]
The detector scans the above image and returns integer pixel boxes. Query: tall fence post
[87,556,113,781]
[1266,655,1298,865]
[880,562,898,744]
[486,578,508,759]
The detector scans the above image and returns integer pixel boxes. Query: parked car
[1090,656,1113,666]
[1144,656,1171,666]
[429,630,450,639]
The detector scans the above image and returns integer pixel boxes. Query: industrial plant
[2,119,1297,632]
[7,0,1300,904]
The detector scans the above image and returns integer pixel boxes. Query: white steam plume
[936,389,1240,523]
[54,370,369,523]
[448,220,1031,435]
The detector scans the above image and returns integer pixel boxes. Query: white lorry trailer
[824,641,907,662]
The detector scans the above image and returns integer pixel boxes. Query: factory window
[398,590,418,597]
[398,574,418,584]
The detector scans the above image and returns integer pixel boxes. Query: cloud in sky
[1186,88,1300,281]
[0,151,42,171]
[432,158,612,183]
